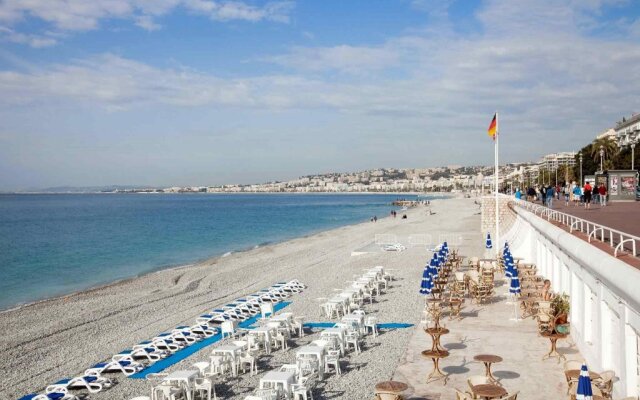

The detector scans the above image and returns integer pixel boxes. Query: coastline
[0,197,482,399]
[0,203,400,314]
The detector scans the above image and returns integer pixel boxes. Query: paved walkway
[392,276,577,399]
[527,199,640,268]
[549,199,640,237]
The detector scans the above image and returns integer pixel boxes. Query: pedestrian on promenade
[515,188,522,200]
[546,185,554,208]
[572,184,581,206]
[599,183,608,207]
[583,181,593,209]
[563,185,570,206]
[527,186,535,202]
[592,182,599,205]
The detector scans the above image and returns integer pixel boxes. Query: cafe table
[472,384,507,399]
[162,370,200,400]
[473,354,503,383]
[259,370,296,399]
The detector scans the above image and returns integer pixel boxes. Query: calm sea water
[0,193,419,310]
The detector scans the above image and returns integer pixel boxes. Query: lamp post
[632,140,636,171]
[579,152,583,185]
[599,145,604,172]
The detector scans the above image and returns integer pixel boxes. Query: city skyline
[1,0,640,190]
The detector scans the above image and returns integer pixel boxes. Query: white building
[539,152,577,170]
[615,113,640,148]
[597,128,617,141]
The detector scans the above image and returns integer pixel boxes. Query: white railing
[510,197,639,257]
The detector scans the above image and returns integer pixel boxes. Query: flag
[488,113,498,140]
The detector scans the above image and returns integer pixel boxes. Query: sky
[1,0,639,190]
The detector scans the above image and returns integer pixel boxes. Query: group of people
[514,181,609,209]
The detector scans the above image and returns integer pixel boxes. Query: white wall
[503,206,640,398]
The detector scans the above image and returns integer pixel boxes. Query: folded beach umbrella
[485,232,492,249]
[576,364,593,400]
[509,266,521,295]
[505,254,515,278]
[429,255,439,279]
[420,264,433,295]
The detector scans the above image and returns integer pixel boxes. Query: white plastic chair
[220,320,236,339]
[238,349,258,375]
[192,377,215,400]
[364,316,378,337]
[345,332,360,354]
[260,303,274,319]
[293,316,305,337]
[324,350,341,376]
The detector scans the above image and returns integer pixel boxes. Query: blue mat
[130,301,291,379]
[303,322,413,330]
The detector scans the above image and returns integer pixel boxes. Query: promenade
[526,198,640,268]
[550,200,640,237]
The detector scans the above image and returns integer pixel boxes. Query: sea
[0,193,427,311]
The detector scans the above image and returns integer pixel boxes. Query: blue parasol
[509,266,521,295]
[420,263,433,295]
[486,232,492,249]
[576,364,593,400]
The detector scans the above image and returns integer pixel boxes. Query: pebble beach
[0,197,483,400]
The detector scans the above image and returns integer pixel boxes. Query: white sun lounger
[46,373,112,394]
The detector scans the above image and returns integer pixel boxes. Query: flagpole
[495,112,500,256]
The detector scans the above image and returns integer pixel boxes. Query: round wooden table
[375,380,408,393]
[541,332,567,362]
[424,327,449,352]
[421,349,449,384]
[471,384,508,399]
[565,369,601,381]
[474,354,503,382]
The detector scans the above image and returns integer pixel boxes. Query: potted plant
[552,293,571,334]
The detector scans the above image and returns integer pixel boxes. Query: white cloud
[1,1,639,157]
[267,45,399,73]
[0,26,57,47]
[135,15,161,31]
[0,0,295,46]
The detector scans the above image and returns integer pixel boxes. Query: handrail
[507,195,640,257]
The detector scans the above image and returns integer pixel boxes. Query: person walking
[599,183,608,207]
[583,181,593,209]
[546,185,554,208]
[563,185,570,206]
[572,183,581,206]
[515,188,522,200]
[592,182,599,205]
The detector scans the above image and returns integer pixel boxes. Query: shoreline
[0,191,454,196]
[0,197,481,399]
[0,201,412,314]
[1,193,433,313]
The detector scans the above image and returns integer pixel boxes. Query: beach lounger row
[20,279,306,400]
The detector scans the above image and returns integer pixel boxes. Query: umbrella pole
[510,296,521,322]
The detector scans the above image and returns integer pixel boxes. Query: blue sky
[1,0,639,189]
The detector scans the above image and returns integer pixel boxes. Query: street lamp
[579,152,583,185]
[632,140,637,171]
[599,145,604,172]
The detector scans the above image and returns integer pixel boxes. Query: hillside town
[106,112,638,194]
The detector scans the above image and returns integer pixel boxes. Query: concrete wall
[480,196,517,240]
[502,202,640,397]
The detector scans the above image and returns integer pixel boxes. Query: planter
[555,323,570,334]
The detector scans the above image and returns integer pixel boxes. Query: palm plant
[590,138,618,168]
